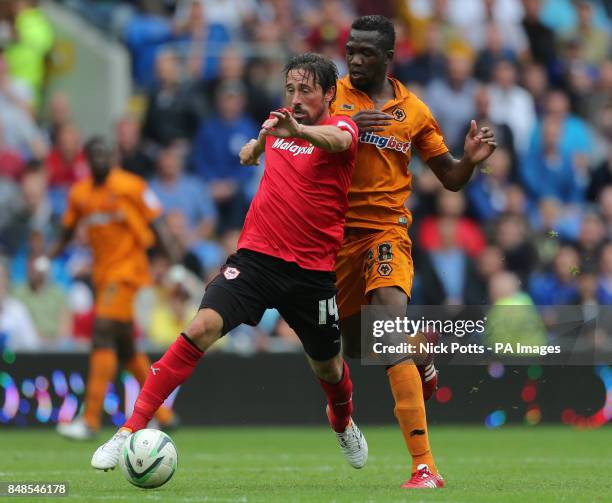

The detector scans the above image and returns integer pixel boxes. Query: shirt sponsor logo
[272,138,315,156]
[359,131,411,153]
[82,211,119,226]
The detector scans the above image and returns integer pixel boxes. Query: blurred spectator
[419,190,486,258]
[43,92,71,145]
[529,245,580,305]
[529,89,593,161]
[142,49,201,149]
[467,147,516,221]
[142,264,200,348]
[494,214,538,284]
[0,121,25,180]
[598,243,612,305]
[520,116,586,204]
[532,198,580,260]
[563,0,608,65]
[192,80,258,232]
[44,123,88,188]
[598,186,612,236]
[576,212,607,270]
[521,62,550,114]
[587,61,612,124]
[504,183,531,217]
[473,23,519,83]
[203,46,274,124]
[3,0,54,102]
[115,115,155,179]
[489,271,533,306]
[486,270,547,347]
[0,176,26,255]
[464,3,528,57]
[416,217,486,305]
[426,50,477,153]
[164,209,205,277]
[173,0,231,82]
[19,160,61,242]
[150,141,217,239]
[175,0,257,35]
[476,245,505,286]
[0,50,45,157]
[402,0,470,55]
[488,58,536,153]
[12,254,70,346]
[400,21,447,86]
[305,0,351,55]
[0,259,40,351]
[521,0,558,67]
[540,0,610,34]
[440,0,525,33]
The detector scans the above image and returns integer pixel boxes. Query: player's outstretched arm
[427,120,496,192]
[262,110,353,153]
[48,226,75,259]
[239,134,266,166]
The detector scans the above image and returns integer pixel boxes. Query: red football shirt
[238,114,358,271]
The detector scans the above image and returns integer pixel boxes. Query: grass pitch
[0,426,611,503]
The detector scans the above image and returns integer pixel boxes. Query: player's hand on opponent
[261,108,302,138]
[239,139,262,166]
[351,110,393,133]
[464,120,497,165]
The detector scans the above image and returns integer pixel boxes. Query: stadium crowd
[0,0,610,353]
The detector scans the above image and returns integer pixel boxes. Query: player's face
[346,30,393,91]
[284,69,330,125]
[85,142,112,180]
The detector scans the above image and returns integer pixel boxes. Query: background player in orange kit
[51,137,178,440]
[331,15,496,489]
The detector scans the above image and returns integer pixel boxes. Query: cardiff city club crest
[223,267,240,280]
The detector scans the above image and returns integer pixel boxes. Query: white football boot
[56,418,96,441]
[327,406,368,469]
[91,429,131,471]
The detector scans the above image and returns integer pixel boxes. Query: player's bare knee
[310,355,343,383]
[185,308,224,350]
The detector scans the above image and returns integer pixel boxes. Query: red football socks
[319,361,353,433]
[123,334,203,432]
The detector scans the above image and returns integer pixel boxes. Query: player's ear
[385,49,394,65]
[324,85,336,106]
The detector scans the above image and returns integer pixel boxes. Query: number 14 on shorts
[318,296,339,325]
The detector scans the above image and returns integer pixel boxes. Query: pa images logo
[377,263,393,276]
[392,108,406,122]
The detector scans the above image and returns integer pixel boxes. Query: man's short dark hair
[283,53,339,102]
[83,136,109,155]
[351,15,396,52]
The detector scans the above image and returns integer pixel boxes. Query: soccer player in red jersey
[91,53,368,471]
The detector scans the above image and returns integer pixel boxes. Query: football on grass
[119,429,178,489]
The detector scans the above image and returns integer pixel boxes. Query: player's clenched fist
[239,139,263,166]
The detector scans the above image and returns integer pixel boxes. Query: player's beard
[294,105,324,126]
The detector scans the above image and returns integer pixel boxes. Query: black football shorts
[200,249,341,361]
